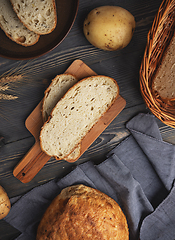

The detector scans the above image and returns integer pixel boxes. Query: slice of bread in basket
[152,32,175,102]
[40,75,119,160]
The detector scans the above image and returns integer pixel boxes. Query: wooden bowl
[140,0,175,128]
[0,0,79,60]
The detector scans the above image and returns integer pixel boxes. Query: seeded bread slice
[0,0,39,46]
[42,73,80,161]
[152,33,175,101]
[40,75,119,160]
[10,0,57,35]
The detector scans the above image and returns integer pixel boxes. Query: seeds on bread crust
[36,185,129,240]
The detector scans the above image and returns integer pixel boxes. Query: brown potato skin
[0,185,11,220]
[83,6,135,51]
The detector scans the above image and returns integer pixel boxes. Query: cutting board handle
[13,60,126,183]
[13,60,98,183]
[13,141,50,183]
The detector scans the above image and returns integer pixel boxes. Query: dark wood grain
[1,0,175,239]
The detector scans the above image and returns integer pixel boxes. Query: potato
[0,185,11,219]
[83,6,135,51]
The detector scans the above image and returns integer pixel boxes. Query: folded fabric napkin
[5,113,175,240]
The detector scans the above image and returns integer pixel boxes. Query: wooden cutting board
[13,60,126,183]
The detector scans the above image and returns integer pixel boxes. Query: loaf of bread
[42,73,80,161]
[10,0,57,35]
[40,75,119,160]
[0,0,39,46]
[36,184,129,240]
[152,32,175,101]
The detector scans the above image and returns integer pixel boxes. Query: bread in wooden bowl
[40,75,119,160]
[10,0,57,35]
[36,184,129,240]
[0,0,39,46]
[152,32,175,103]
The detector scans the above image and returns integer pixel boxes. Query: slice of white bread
[0,0,39,46]
[42,73,80,161]
[10,0,57,35]
[152,33,175,101]
[42,74,78,122]
[40,75,119,160]
[65,147,81,161]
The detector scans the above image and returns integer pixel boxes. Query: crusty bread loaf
[152,32,175,101]
[40,75,119,160]
[42,73,80,161]
[0,0,39,46]
[36,184,129,240]
[10,0,57,35]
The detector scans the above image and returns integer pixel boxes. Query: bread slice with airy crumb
[152,32,175,101]
[42,74,78,122]
[65,147,81,161]
[10,0,57,35]
[42,73,80,161]
[40,75,119,160]
[0,0,39,46]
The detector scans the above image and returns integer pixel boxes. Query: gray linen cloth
[5,113,175,240]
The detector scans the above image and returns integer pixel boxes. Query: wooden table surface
[0,0,175,239]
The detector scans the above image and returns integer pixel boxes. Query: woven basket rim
[140,0,175,128]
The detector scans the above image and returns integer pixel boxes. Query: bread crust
[2,30,39,47]
[36,184,129,240]
[40,75,119,160]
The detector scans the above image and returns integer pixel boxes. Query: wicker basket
[140,0,175,128]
